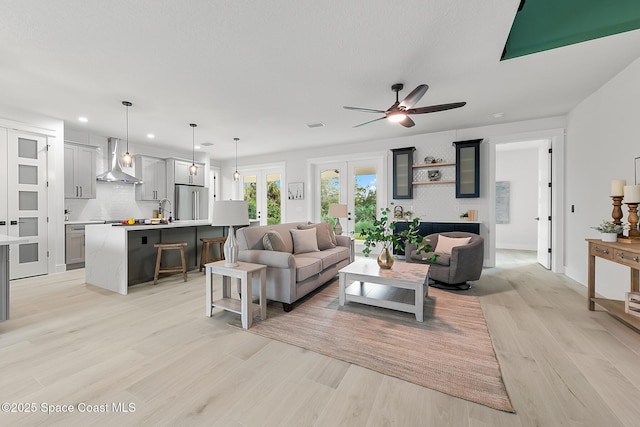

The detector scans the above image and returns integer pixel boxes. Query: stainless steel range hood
[96,137,142,184]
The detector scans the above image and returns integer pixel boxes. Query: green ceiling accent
[502,0,640,60]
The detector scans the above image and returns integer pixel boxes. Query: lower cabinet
[65,224,86,269]
[393,221,481,255]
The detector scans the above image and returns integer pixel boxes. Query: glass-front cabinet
[391,147,415,199]
[454,139,482,198]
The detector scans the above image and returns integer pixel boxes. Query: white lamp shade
[328,203,348,218]
[211,200,250,226]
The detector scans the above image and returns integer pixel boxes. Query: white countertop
[65,220,106,225]
[0,234,28,245]
[87,219,214,231]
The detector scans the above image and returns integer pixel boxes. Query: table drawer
[614,249,640,268]
[590,242,613,260]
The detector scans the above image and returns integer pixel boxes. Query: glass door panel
[351,165,378,240]
[266,173,282,225]
[7,131,48,279]
[320,168,341,228]
[243,175,258,222]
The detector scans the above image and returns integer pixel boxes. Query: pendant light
[121,101,133,168]
[189,123,198,176]
[233,137,240,181]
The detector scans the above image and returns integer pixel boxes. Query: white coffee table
[205,261,266,329]
[339,258,430,321]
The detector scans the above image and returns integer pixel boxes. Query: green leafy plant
[591,220,623,234]
[361,204,437,261]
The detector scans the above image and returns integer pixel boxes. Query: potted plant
[362,204,436,269]
[591,220,623,242]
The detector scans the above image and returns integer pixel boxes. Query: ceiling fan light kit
[344,83,466,128]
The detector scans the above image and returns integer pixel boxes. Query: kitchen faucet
[158,198,172,221]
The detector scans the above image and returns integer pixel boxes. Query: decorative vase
[377,245,394,269]
[601,232,617,242]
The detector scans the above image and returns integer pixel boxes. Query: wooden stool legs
[154,242,188,285]
[199,237,226,272]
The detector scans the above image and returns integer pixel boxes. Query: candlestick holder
[619,202,640,242]
[611,196,624,236]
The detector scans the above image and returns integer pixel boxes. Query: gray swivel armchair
[405,231,484,290]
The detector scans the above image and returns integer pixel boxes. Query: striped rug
[244,278,514,413]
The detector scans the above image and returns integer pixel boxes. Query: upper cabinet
[171,159,206,186]
[453,139,482,198]
[134,155,167,201]
[391,147,415,199]
[64,142,96,199]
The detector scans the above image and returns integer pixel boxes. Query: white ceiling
[2,0,640,161]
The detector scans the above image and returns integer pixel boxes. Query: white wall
[495,147,538,250]
[64,126,211,221]
[219,116,566,266]
[565,55,640,299]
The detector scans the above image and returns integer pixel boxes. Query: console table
[587,238,640,331]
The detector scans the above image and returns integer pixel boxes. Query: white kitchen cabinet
[172,159,205,186]
[134,155,167,201]
[64,142,96,199]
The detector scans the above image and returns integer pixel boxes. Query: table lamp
[328,203,348,235]
[211,200,250,267]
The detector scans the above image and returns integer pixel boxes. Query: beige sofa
[237,222,354,311]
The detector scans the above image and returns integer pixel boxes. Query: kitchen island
[1,234,29,322]
[85,220,224,295]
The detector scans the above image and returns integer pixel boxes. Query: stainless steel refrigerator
[175,185,209,220]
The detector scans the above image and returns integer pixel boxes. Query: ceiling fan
[343,83,466,128]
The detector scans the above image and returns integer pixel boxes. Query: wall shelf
[412,162,456,169]
[412,180,455,185]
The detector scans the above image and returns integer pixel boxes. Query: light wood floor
[1,250,639,426]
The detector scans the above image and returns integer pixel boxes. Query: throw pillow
[298,223,336,250]
[262,230,288,252]
[290,228,320,254]
[434,235,472,255]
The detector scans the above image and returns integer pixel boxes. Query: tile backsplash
[65,182,160,221]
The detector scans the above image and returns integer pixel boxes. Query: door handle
[76,186,79,197]
[10,220,17,225]
[0,221,5,225]
[79,186,83,197]
[534,217,540,220]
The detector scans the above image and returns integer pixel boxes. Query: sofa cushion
[290,228,320,254]
[298,223,336,250]
[262,230,288,252]
[294,256,322,281]
[296,246,350,269]
[434,235,471,255]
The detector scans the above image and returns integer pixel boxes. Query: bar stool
[154,242,188,285]
[199,237,226,272]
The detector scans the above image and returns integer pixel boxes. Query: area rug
[241,279,514,413]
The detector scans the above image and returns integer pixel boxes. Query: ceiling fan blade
[398,84,428,110]
[353,116,386,128]
[343,106,386,114]
[406,102,466,114]
[399,116,416,128]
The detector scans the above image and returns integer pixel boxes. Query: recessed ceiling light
[194,145,201,150]
[493,112,505,118]
[147,133,155,139]
[78,116,88,122]
[306,122,325,128]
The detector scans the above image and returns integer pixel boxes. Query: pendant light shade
[121,101,133,168]
[233,137,240,181]
[189,123,198,176]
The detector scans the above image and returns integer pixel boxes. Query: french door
[241,166,284,225]
[315,157,384,246]
[6,130,48,279]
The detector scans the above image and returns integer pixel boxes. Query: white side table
[205,260,267,329]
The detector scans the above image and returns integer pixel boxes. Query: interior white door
[7,130,48,279]
[536,141,551,269]
[0,130,7,238]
